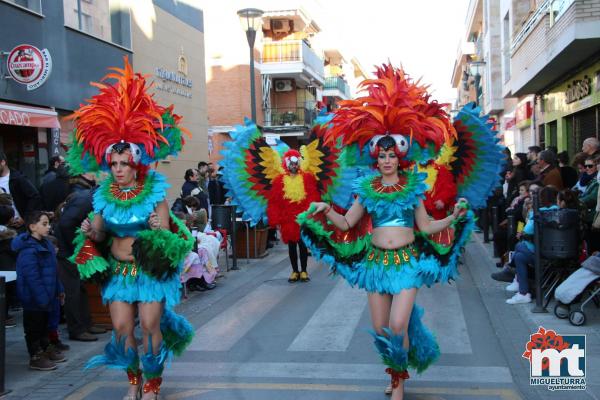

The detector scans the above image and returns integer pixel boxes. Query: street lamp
[237,8,264,123]
[468,60,486,106]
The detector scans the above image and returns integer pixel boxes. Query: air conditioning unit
[271,19,290,34]
[274,79,293,92]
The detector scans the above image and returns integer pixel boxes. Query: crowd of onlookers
[2,154,230,371]
[488,138,600,307]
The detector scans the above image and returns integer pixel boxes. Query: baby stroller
[553,254,600,326]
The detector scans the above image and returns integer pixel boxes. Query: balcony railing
[324,76,351,98]
[261,40,324,79]
[511,0,550,54]
[263,106,317,128]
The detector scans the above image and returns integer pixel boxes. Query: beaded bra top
[93,170,169,238]
[353,171,428,229]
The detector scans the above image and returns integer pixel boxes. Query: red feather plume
[325,64,455,153]
[68,56,168,164]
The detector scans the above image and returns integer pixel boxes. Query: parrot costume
[220,63,504,388]
[67,58,194,396]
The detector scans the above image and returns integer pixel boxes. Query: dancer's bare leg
[368,293,393,394]
[138,302,164,400]
[388,288,418,400]
[109,302,139,398]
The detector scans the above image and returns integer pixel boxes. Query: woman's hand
[452,198,469,219]
[81,218,92,236]
[310,202,331,216]
[148,212,162,230]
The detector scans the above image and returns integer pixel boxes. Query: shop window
[2,0,42,13]
[63,0,131,49]
[566,106,599,155]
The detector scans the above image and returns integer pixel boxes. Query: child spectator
[12,211,65,371]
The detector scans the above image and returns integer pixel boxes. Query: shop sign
[155,67,193,99]
[565,76,591,104]
[6,44,52,90]
[516,101,532,129]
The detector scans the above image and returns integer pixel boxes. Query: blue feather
[85,333,138,370]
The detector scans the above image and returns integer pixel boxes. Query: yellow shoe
[300,271,310,282]
[288,272,300,282]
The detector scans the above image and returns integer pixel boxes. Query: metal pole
[482,205,490,243]
[0,277,10,396]
[254,226,257,258]
[246,222,250,264]
[532,190,547,313]
[231,206,239,270]
[492,206,499,241]
[246,29,257,123]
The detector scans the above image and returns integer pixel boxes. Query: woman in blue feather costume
[67,58,194,400]
[299,65,502,400]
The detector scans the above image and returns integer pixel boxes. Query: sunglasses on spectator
[584,164,595,168]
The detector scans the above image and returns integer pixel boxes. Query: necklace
[109,181,143,201]
[372,175,406,194]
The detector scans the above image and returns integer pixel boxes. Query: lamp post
[237,8,264,123]
[468,60,486,106]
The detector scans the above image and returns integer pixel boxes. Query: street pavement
[3,234,600,400]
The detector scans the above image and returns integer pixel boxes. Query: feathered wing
[220,119,286,226]
[308,111,373,209]
[448,102,504,209]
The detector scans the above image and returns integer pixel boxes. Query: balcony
[508,0,600,96]
[262,106,317,136]
[261,40,325,86]
[323,76,351,100]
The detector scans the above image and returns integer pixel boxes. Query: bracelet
[325,204,332,214]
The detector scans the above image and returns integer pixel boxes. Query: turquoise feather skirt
[102,258,181,308]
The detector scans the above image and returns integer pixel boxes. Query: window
[2,0,42,13]
[63,0,131,48]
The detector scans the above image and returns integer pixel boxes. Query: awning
[0,101,60,129]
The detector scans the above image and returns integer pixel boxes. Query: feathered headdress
[325,64,456,165]
[66,56,188,174]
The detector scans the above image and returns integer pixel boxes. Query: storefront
[0,101,61,186]
[0,1,130,185]
[540,60,600,156]
[515,96,534,152]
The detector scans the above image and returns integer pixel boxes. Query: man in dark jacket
[55,178,103,341]
[181,168,209,217]
[0,151,42,226]
[40,156,69,212]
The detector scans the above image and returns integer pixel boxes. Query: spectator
[197,161,210,194]
[0,204,17,327]
[13,211,65,370]
[535,150,564,190]
[0,151,42,228]
[505,186,559,304]
[557,151,578,189]
[41,156,65,185]
[512,152,531,182]
[55,183,102,342]
[578,156,599,225]
[546,145,558,155]
[527,145,541,169]
[180,169,209,216]
[68,172,96,193]
[40,156,69,212]
[208,166,226,205]
[582,137,600,157]
[573,152,595,193]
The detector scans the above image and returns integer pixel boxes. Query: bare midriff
[111,236,135,261]
[371,226,414,249]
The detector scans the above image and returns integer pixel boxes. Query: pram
[553,254,600,326]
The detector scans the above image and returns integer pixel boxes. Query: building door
[0,124,48,187]
[567,106,599,155]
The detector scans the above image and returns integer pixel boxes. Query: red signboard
[516,101,533,128]
[6,44,52,90]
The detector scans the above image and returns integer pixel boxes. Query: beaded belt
[366,244,418,267]
[110,257,139,277]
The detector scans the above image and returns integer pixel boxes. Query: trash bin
[539,208,579,260]
[212,205,234,231]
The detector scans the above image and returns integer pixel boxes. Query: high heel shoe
[123,371,143,400]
